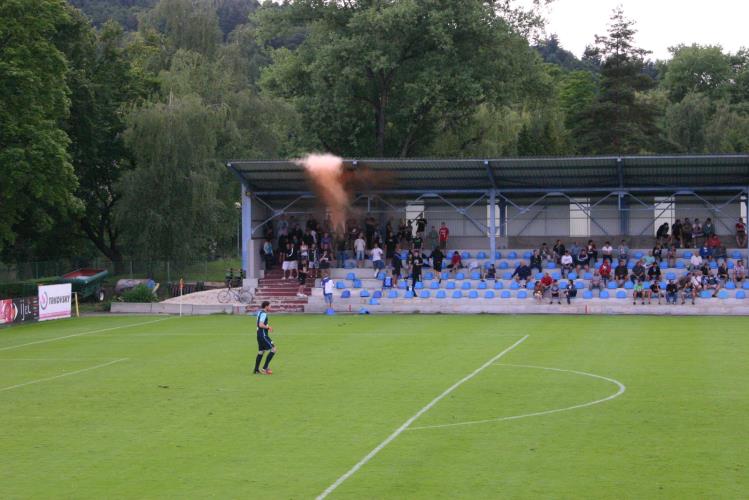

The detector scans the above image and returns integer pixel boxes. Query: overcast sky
[532,0,748,60]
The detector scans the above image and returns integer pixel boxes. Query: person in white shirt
[601,242,614,263]
[322,273,335,308]
[689,253,702,271]
[560,251,574,277]
[690,272,703,291]
[371,243,384,277]
[354,234,367,268]
[734,259,746,282]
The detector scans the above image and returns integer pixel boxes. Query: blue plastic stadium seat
[510,281,520,290]
[535,272,544,280]
[732,251,743,260]
[387,290,398,299]
[497,290,510,299]
[600,290,610,299]
[676,261,686,269]
[353,279,362,288]
[483,261,492,269]
[700,291,712,299]
[430,281,440,290]
[346,272,356,280]
[452,290,463,299]
[470,271,481,280]
[568,272,577,280]
[415,282,424,290]
[360,290,370,298]
[523,251,533,259]
[456,272,465,280]
[526,281,535,289]
[683,251,693,259]
[728,261,735,269]
[477,251,487,259]
[446,281,456,289]
[436,290,446,299]
[736,291,746,299]
[424,272,434,280]
[546,262,556,269]
[336,281,346,289]
[627,261,636,269]
[709,261,718,269]
[633,251,644,259]
[495,251,502,260]
[552,272,562,280]
[494,281,504,290]
[484,291,495,299]
[726,281,736,290]
[616,290,627,299]
[666,272,676,280]
[624,281,634,289]
[461,251,471,259]
[517,291,528,299]
[461,282,472,290]
[420,291,430,299]
[373,290,382,299]
[398,281,408,289]
[607,281,617,289]
[660,281,668,288]
[345,261,355,269]
[369,298,380,306]
[502,272,513,280]
[441,272,450,280]
[341,290,351,298]
[643,281,651,288]
[405,290,414,299]
[583,290,593,299]
[400,251,409,260]
[508,251,517,259]
[744,281,749,290]
[661,261,670,269]
[560,281,568,289]
[469,291,479,299]
[583,272,593,280]
[478,281,488,290]
[718,290,729,299]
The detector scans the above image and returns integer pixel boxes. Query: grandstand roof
[227,154,749,196]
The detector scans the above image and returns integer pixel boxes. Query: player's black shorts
[257,332,274,351]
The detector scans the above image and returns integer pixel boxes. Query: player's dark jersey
[256,310,273,350]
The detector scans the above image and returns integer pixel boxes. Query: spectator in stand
[438,222,450,250]
[354,233,366,268]
[409,249,424,289]
[530,250,543,274]
[682,218,693,249]
[511,261,532,285]
[575,246,590,272]
[689,252,703,271]
[412,232,423,252]
[651,243,663,263]
[648,280,664,304]
[569,241,580,260]
[415,213,427,235]
[321,231,332,250]
[540,272,553,292]
[672,219,683,248]
[647,261,662,282]
[261,238,274,271]
[485,264,497,282]
[447,251,462,275]
[734,259,746,282]
[704,271,722,297]
[335,236,347,268]
[549,280,561,304]
[299,240,310,263]
[308,244,319,279]
[533,281,545,303]
[431,246,444,274]
[631,260,646,283]
[589,271,603,296]
[426,225,438,251]
[692,218,703,248]
[703,217,715,241]
[553,240,566,264]
[601,241,614,264]
[682,279,696,305]
[617,240,630,262]
[371,243,385,278]
[714,243,728,262]
[282,242,298,280]
[364,213,377,248]
[633,280,645,305]
[586,240,598,265]
[392,248,403,282]
[599,260,612,286]
[560,251,574,277]
[297,260,309,298]
[656,222,670,244]
[717,261,729,283]
[699,242,712,261]
[385,228,397,260]
[322,272,335,309]
[737,217,747,247]
[666,244,677,268]
[690,271,704,293]
[614,260,629,288]
[540,243,554,262]
[666,280,678,304]
[565,279,577,304]
[319,247,331,272]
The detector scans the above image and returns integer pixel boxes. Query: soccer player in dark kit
[251,301,277,375]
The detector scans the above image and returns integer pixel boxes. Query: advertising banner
[0,299,12,325]
[12,297,39,324]
[38,284,72,321]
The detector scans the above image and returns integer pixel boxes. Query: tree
[558,70,598,130]
[663,92,712,153]
[256,0,547,157]
[572,8,660,154]
[705,102,749,153]
[140,0,222,57]
[661,44,731,102]
[0,0,81,256]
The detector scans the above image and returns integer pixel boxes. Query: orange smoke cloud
[296,154,349,231]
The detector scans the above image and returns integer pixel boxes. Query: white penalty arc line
[0,317,171,352]
[0,358,129,393]
[408,363,626,431]
[316,334,529,500]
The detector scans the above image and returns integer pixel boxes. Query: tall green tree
[0,0,81,257]
[661,44,731,102]
[573,7,660,154]
[663,92,712,152]
[256,0,546,157]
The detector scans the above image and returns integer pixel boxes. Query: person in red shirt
[438,222,449,250]
[599,261,612,286]
[737,217,747,247]
[540,272,553,292]
[707,234,721,249]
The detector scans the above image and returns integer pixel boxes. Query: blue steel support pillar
[746,188,749,250]
[499,199,507,238]
[489,189,497,258]
[241,183,254,280]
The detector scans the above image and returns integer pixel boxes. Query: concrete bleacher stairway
[246,269,311,313]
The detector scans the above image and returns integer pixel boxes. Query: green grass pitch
[1,314,747,498]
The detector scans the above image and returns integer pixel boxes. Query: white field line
[0,358,129,393]
[0,317,171,352]
[0,358,116,362]
[316,335,529,500]
[83,331,525,338]
[408,363,626,431]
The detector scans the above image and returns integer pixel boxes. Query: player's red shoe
[263,369,273,375]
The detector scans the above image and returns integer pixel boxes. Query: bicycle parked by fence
[217,283,252,304]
